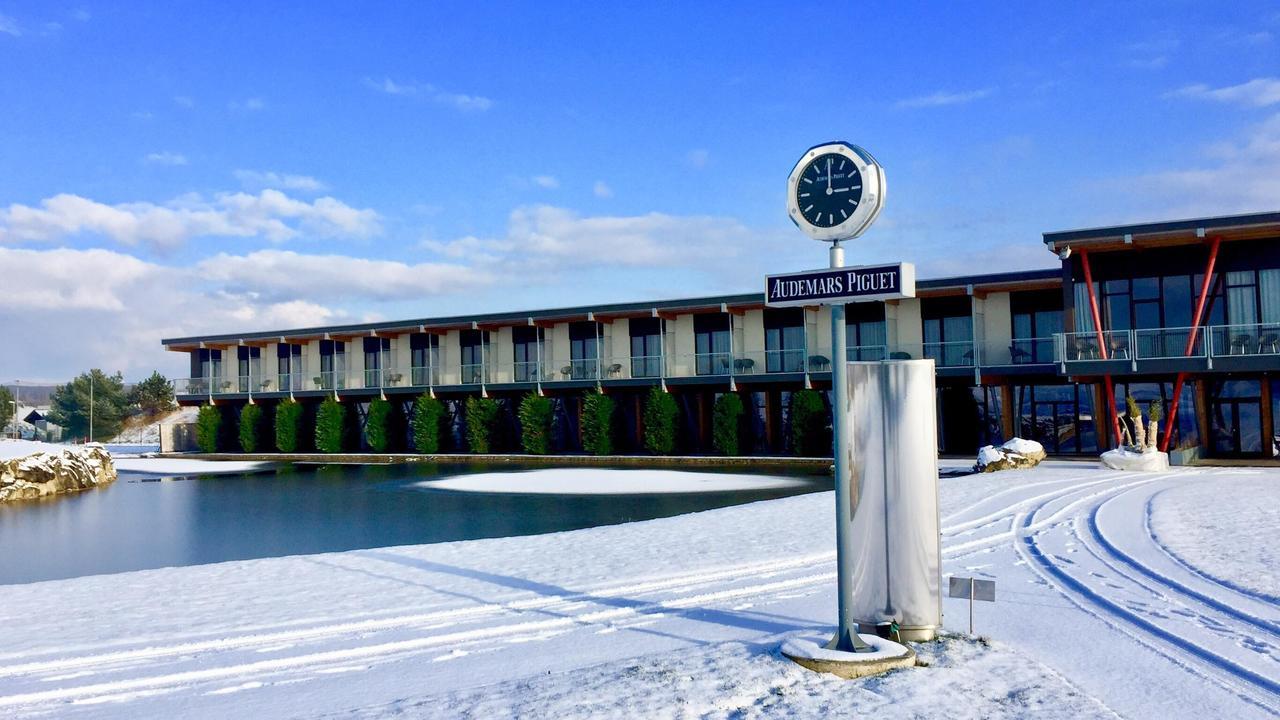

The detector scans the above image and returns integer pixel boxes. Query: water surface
[0,463,829,585]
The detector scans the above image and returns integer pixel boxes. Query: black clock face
[795,153,863,228]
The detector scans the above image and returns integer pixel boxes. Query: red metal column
[1161,237,1222,451]
[1079,250,1122,447]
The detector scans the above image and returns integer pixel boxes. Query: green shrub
[412,394,445,453]
[1148,398,1163,423]
[643,387,679,455]
[712,393,744,456]
[582,391,615,456]
[195,404,221,453]
[238,403,264,453]
[465,397,500,453]
[315,398,347,454]
[365,398,393,452]
[790,389,830,457]
[274,399,303,452]
[518,393,553,454]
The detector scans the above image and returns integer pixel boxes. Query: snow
[779,632,910,662]
[0,441,271,476]
[1001,437,1044,456]
[110,407,197,444]
[417,468,808,494]
[1100,448,1170,471]
[0,440,58,460]
[977,445,1005,467]
[1148,470,1280,601]
[0,464,1277,718]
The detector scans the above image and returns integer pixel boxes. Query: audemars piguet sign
[765,262,915,307]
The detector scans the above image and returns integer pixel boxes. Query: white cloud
[895,88,995,109]
[0,14,20,36]
[362,77,493,111]
[143,151,188,166]
[686,149,710,169]
[532,175,559,189]
[1166,77,1280,107]
[234,169,328,193]
[0,189,381,249]
[196,250,493,302]
[422,204,763,270]
[229,97,266,112]
[1119,112,1280,215]
[593,181,613,198]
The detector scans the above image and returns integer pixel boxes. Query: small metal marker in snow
[948,576,996,635]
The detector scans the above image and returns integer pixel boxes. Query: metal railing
[1208,323,1280,357]
[979,337,1056,366]
[1134,327,1205,359]
[1058,330,1131,361]
[922,340,975,368]
[845,344,888,362]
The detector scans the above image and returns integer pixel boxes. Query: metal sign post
[948,575,996,634]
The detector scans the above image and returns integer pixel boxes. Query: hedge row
[190,388,830,456]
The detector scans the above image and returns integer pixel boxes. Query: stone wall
[0,445,117,502]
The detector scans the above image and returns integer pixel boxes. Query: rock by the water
[0,444,117,502]
[975,438,1047,473]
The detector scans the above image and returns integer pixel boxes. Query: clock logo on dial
[795,153,863,228]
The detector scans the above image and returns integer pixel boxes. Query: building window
[363,337,392,387]
[629,317,662,378]
[236,346,261,392]
[513,326,543,382]
[694,314,730,375]
[460,330,488,384]
[410,333,439,386]
[277,343,302,391]
[569,322,600,380]
[922,297,973,367]
[845,303,886,361]
[319,340,346,390]
[764,308,805,373]
[1014,383,1097,455]
[1010,290,1061,364]
[191,349,222,393]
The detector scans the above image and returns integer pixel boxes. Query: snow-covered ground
[0,440,271,476]
[109,407,197,445]
[0,463,1276,718]
[417,468,808,494]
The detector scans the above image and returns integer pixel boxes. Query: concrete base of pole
[781,633,917,679]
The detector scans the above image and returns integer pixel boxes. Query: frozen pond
[0,463,829,585]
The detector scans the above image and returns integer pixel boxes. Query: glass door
[1210,380,1263,456]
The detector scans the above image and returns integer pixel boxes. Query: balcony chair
[1009,344,1031,364]
[961,349,975,365]
[1259,333,1279,354]
[606,363,622,377]
[386,372,403,385]
[1074,339,1098,360]
[1230,334,1252,355]
[808,355,830,371]
[259,379,273,391]
[889,351,911,360]
[560,365,572,380]
[733,357,755,373]
[1108,336,1129,359]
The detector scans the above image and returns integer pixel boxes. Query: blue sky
[1,2,1278,380]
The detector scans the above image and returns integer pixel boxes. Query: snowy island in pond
[0,441,116,502]
[417,468,809,495]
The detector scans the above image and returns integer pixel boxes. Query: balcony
[1053,323,1280,374]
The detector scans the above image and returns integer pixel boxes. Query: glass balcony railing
[922,340,975,368]
[845,344,888,362]
[1058,331,1130,361]
[1208,323,1280,357]
[1134,327,1205,359]
[979,338,1056,366]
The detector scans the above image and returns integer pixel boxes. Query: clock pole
[826,239,874,653]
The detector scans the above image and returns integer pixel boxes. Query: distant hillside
[2,385,57,406]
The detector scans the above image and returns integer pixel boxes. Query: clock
[787,142,885,242]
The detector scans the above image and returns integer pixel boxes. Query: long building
[163,210,1280,460]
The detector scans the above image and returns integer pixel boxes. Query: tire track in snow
[1014,477,1280,711]
[0,551,837,680]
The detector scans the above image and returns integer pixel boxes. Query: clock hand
[825,158,832,195]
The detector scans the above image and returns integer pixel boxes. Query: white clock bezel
[787,141,885,242]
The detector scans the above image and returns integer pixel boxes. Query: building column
[1000,384,1015,441]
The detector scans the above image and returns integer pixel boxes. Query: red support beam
[1079,250,1122,447]
[1161,236,1223,452]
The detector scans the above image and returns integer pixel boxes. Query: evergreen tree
[412,394,445,453]
[464,397,500,453]
[518,392,553,455]
[238,403,264,452]
[365,398,393,452]
[48,369,128,441]
[0,386,13,435]
[195,404,221,453]
[128,371,175,417]
[789,389,831,457]
[315,398,347,453]
[582,391,615,456]
[712,393,744,456]
[275,399,303,452]
[642,386,679,455]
